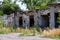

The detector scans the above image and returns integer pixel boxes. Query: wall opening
[55,13,59,28]
[41,13,50,28]
[19,17,23,27]
[29,15,34,27]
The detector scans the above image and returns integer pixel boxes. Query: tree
[20,0,55,10]
[1,0,21,28]
[0,1,3,15]
[2,0,20,15]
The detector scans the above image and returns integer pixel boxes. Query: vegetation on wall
[57,13,60,25]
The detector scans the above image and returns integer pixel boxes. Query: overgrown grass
[0,27,19,34]
[0,27,43,35]
[20,27,42,36]
[0,17,4,28]
[42,28,60,39]
[0,16,22,34]
[0,16,43,35]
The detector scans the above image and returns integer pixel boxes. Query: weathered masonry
[3,2,60,28]
[14,3,60,28]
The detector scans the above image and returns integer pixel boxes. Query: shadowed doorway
[42,15,49,27]
[29,15,34,27]
[19,17,23,27]
[41,13,50,28]
[55,13,59,28]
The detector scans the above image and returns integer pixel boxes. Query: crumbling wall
[22,14,29,28]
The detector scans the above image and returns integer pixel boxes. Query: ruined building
[3,0,60,28]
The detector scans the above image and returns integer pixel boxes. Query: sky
[0,0,28,11]
[16,1,28,11]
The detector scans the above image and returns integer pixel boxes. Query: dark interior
[29,15,34,27]
[19,17,23,27]
[41,13,50,28]
[55,13,59,28]
[42,15,49,27]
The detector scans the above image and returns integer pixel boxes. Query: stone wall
[3,7,59,28]
[3,14,14,27]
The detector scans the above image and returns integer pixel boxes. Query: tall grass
[0,17,42,35]
[43,28,60,39]
[0,17,3,28]
[20,27,42,36]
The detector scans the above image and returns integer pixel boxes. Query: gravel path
[0,33,56,40]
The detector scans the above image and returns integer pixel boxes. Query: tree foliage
[57,13,60,24]
[0,10,3,15]
[1,0,20,15]
[20,0,55,10]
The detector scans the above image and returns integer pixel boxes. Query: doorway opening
[19,17,23,27]
[55,13,59,28]
[41,14,49,28]
[29,15,34,27]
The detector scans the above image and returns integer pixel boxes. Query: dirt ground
[0,33,56,40]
